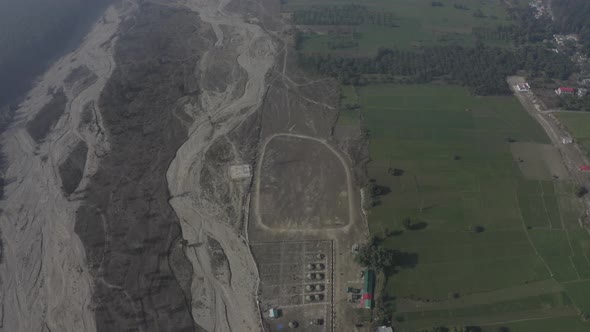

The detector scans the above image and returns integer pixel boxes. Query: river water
[0,0,112,108]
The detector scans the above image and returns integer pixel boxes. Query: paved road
[508,76,590,211]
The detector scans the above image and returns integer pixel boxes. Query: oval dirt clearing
[255,134,353,230]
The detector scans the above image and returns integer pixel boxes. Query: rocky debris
[0,1,129,331]
[58,141,88,195]
[73,3,214,330]
[26,89,67,143]
[166,0,278,330]
[64,65,99,98]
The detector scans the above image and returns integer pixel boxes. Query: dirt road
[254,133,356,232]
[508,76,590,209]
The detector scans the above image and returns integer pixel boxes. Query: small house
[556,87,576,96]
[360,269,375,309]
[515,83,530,92]
[578,88,588,97]
[562,137,573,144]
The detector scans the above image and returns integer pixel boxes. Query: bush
[576,186,588,198]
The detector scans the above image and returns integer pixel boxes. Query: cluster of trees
[552,0,590,52]
[299,44,575,95]
[356,238,396,272]
[504,5,554,44]
[576,186,588,198]
[560,95,590,111]
[472,6,553,45]
[367,181,391,207]
[292,5,398,27]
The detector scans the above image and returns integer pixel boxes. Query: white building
[515,83,531,92]
[562,137,574,144]
[375,327,394,332]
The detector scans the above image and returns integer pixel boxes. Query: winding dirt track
[166,0,277,331]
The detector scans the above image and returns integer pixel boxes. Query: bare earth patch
[510,142,570,180]
[259,135,349,230]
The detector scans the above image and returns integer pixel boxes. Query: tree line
[504,5,554,44]
[560,94,590,111]
[292,5,398,27]
[298,43,575,95]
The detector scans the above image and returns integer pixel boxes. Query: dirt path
[249,130,369,331]
[166,0,277,330]
[0,2,135,331]
[508,76,590,208]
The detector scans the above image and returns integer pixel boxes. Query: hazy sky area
[0,0,111,107]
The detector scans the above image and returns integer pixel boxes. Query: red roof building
[556,87,576,95]
[579,165,590,171]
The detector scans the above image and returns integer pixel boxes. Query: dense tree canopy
[560,95,590,111]
[299,44,575,95]
[552,0,590,52]
[356,238,396,271]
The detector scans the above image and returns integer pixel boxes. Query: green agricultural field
[284,0,516,54]
[357,84,590,329]
[483,315,590,332]
[555,112,590,157]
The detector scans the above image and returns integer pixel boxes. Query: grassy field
[337,85,360,125]
[555,112,590,157]
[356,84,590,330]
[484,316,590,332]
[284,0,518,54]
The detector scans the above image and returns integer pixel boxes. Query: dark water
[0,0,112,108]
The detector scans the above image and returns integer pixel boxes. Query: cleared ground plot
[259,135,349,229]
[510,142,570,180]
[357,84,590,330]
[252,241,333,332]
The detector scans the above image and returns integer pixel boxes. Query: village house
[555,87,576,96]
[515,83,531,92]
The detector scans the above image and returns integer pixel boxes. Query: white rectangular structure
[515,83,531,92]
[229,164,252,179]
